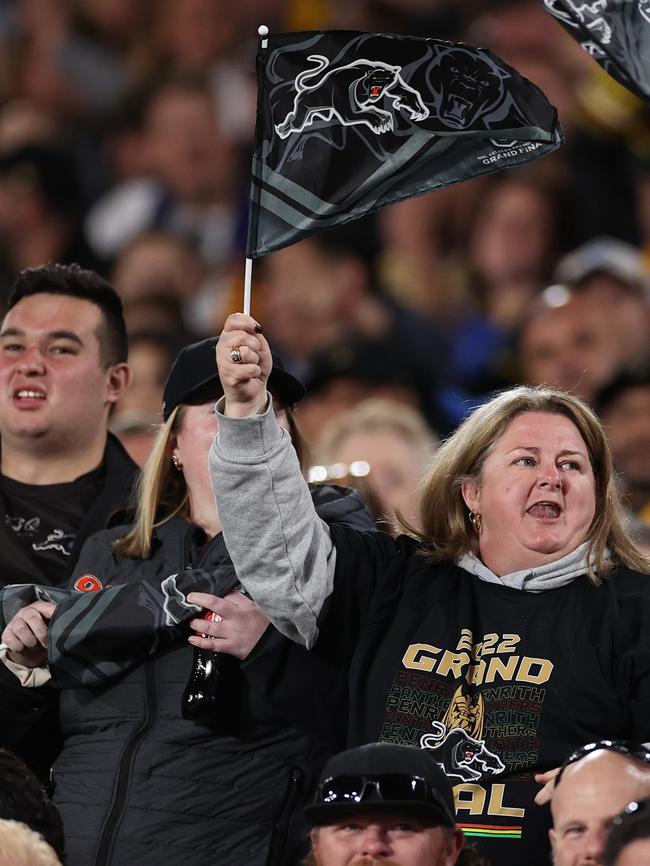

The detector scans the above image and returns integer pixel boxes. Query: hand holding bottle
[187,590,270,660]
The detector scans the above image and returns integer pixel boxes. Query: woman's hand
[1,601,56,668]
[534,767,560,805]
[186,591,270,660]
[216,313,272,418]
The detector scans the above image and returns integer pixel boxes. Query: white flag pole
[258,23,269,47]
[243,257,253,316]
[243,25,269,316]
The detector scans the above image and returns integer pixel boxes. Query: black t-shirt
[0,466,104,586]
[319,527,650,866]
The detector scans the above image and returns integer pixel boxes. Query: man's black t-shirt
[0,467,104,586]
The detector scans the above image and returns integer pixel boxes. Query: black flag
[542,0,650,102]
[246,30,564,259]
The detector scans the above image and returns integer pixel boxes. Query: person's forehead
[322,811,439,830]
[525,301,600,344]
[523,310,571,348]
[553,752,650,822]
[2,293,102,336]
[494,412,586,450]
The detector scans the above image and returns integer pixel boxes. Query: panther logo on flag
[274,55,429,139]
[429,47,510,130]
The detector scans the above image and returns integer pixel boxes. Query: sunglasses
[317,773,454,822]
[555,740,650,787]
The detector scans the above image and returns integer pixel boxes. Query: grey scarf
[457,541,594,592]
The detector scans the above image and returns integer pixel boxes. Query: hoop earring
[469,511,482,534]
[172,454,182,471]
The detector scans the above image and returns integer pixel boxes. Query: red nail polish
[254,323,263,333]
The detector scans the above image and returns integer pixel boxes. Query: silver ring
[229,346,242,364]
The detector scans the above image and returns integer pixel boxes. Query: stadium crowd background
[0,0,647,538]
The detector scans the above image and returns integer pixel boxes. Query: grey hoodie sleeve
[209,396,335,648]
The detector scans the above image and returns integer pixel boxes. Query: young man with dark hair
[0,262,138,781]
[7,262,128,367]
[0,262,136,588]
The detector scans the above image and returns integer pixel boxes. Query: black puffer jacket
[0,434,139,781]
[3,485,372,866]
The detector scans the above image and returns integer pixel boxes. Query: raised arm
[211,314,336,648]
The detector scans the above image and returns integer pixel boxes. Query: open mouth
[14,388,46,401]
[527,502,562,519]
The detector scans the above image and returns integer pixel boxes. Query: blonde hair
[402,385,650,582]
[114,405,189,558]
[114,403,308,560]
[316,398,436,468]
[0,820,62,866]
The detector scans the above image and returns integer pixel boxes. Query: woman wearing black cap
[0,337,373,866]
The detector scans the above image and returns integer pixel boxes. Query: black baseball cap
[305,743,456,827]
[162,336,305,421]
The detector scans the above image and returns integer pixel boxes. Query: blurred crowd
[0,0,648,540]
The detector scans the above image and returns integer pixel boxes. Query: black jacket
[0,485,371,866]
[0,434,139,780]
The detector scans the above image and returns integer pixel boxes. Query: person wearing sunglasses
[550,741,650,866]
[303,742,465,866]
[603,797,650,866]
[210,314,650,866]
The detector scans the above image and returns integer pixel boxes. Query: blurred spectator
[296,334,433,448]
[603,798,650,866]
[517,290,628,404]
[555,237,650,370]
[0,100,60,153]
[0,819,62,866]
[0,142,100,300]
[469,0,646,245]
[378,176,490,315]
[382,176,557,323]
[379,176,559,423]
[153,0,238,74]
[110,230,234,337]
[110,330,179,467]
[596,361,650,539]
[313,398,437,530]
[259,226,451,436]
[85,74,241,268]
[121,294,193,345]
[0,749,64,861]
[111,231,202,304]
[444,177,558,400]
[6,0,130,121]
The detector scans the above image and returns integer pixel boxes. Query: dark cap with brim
[305,743,455,828]
[162,336,305,421]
